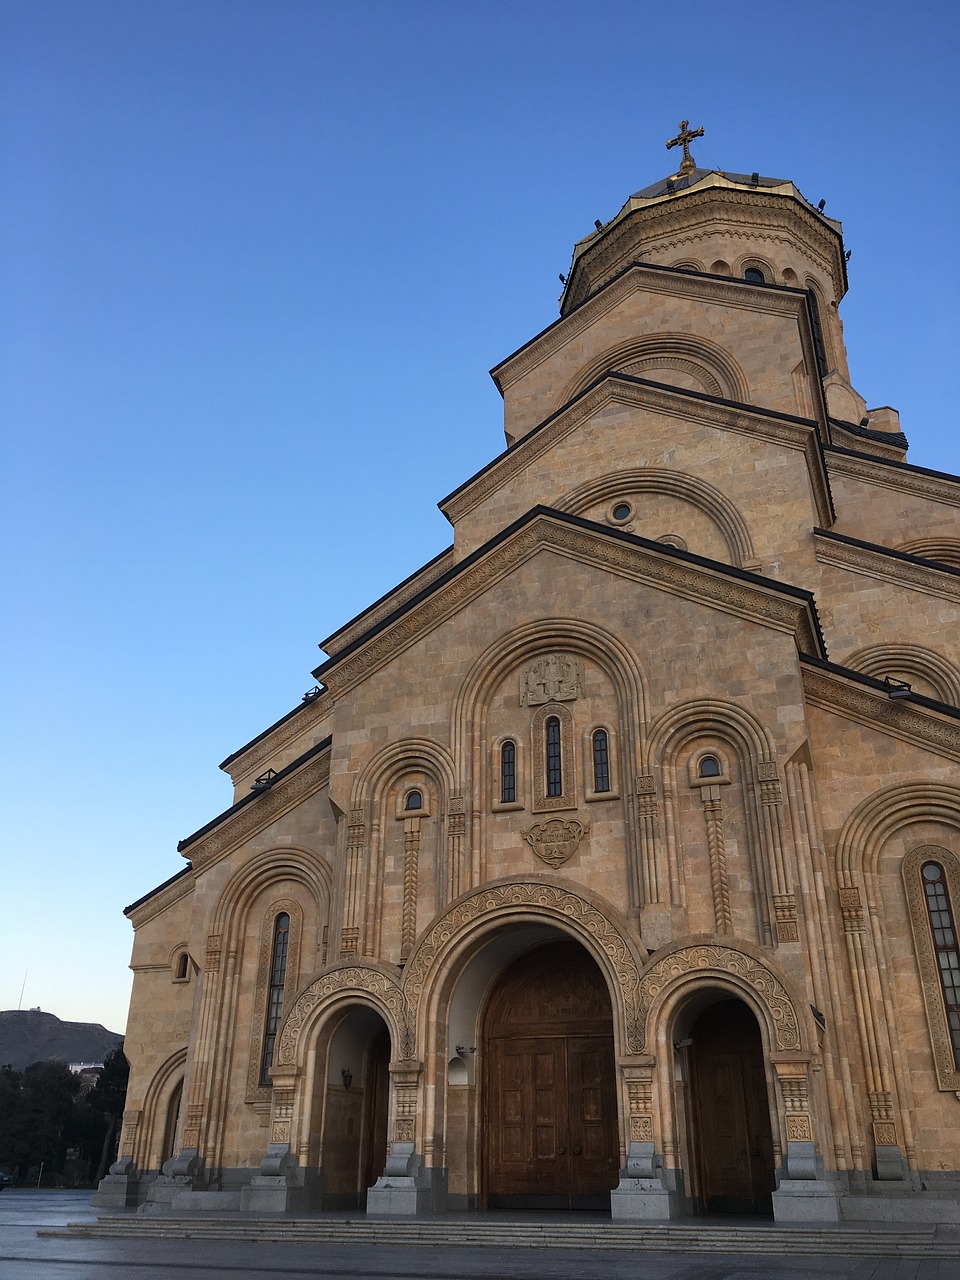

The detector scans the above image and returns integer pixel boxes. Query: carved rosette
[276,965,406,1067]
[636,945,801,1052]
[521,818,588,868]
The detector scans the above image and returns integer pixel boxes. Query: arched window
[744,267,765,284]
[546,717,563,797]
[259,912,290,1086]
[921,862,960,1070]
[592,730,610,793]
[404,789,422,811]
[175,952,189,981]
[698,755,721,778]
[500,740,517,804]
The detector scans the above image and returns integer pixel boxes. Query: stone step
[46,1217,958,1257]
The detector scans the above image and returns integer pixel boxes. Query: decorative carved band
[401,880,646,1053]
[185,751,332,870]
[636,945,801,1052]
[814,533,960,603]
[801,667,960,761]
[324,516,822,701]
[276,965,406,1067]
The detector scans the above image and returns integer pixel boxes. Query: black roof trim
[219,692,328,772]
[313,505,826,680]
[824,443,960,487]
[178,735,333,853]
[320,542,455,652]
[814,527,960,579]
[124,864,194,918]
[828,417,908,450]
[800,653,960,721]
[442,368,821,514]
[491,258,809,388]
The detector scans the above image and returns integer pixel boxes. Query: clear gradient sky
[3,0,958,1035]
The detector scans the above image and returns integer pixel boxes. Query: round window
[612,503,632,522]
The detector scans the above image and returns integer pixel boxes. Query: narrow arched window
[698,755,721,778]
[744,267,765,284]
[175,952,189,980]
[500,740,516,803]
[592,730,610,793]
[921,862,960,1069]
[259,912,290,1086]
[546,716,562,797]
[404,789,422,811]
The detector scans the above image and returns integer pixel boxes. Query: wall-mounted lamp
[341,1067,353,1090]
[883,675,912,700]
[456,1046,477,1056]
[673,1038,693,1051]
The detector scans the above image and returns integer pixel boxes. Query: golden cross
[665,119,704,177]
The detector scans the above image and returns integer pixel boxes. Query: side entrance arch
[682,997,776,1215]
[482,940,619,1209]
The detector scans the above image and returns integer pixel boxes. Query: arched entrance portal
[482,941,618,1210]
[685,998,776,1215]
[318,1007,390,1209]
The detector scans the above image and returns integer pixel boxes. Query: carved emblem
[520,653,584,705]
[521,818,588,868]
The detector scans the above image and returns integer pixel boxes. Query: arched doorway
[318,1007,390,1209]
[482,940,618,1210]
[684,998,775,1215]
[160,1078,183,1167]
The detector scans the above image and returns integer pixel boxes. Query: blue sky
[2,0,958,1034]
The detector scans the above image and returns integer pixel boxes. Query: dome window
[744,267,765,285]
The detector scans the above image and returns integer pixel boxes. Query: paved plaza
[0,1192,958,1280]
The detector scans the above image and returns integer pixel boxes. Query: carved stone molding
[522,818,588,869]
[321,549,457,659]
[323,515,823,701]
[401,880,646,1053]
[635,944,801,1052]
[444,375,830,528]
[826,450,960,510]
[814,533,960,603]
[185,750,332,871]
[127,869,196,929]
[223,695,330,786]
[276,964,406,1067]
[801,667,960,761]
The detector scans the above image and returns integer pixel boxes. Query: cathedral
[97,125,960,1224]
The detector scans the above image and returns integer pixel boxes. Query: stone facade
[97,159,960,1223]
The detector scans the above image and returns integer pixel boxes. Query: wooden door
[483,943,618,1210]
[689,1000,775,1215]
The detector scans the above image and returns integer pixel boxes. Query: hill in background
[0,1009,123,1071]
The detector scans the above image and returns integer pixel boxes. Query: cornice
[801,665,960,762]
[496,261,806,394]
[321,547,457,658]
[829,423,905,462]
[127,868,196,930]
[319,512,823,701]
[814,532,960,603]
[442,374,833,529]
[223,694,332,786]
[825,448,960,509]
[564,189,844,313]
[182,749,332,871]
